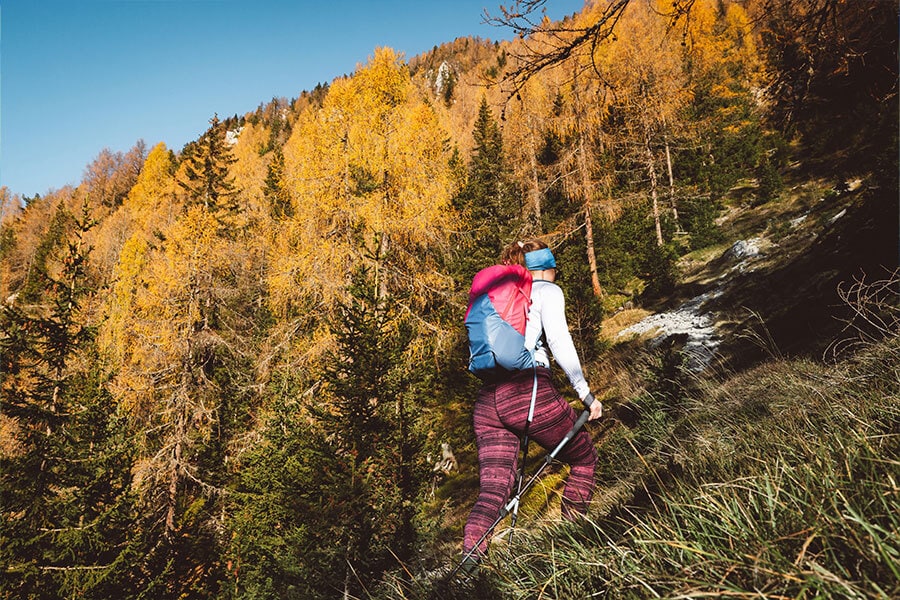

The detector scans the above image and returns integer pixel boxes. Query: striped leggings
[463,368,597,555]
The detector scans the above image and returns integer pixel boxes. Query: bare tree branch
[484,0,697,112]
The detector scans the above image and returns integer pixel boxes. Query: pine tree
[453,96,520,276]
[18,205,70,305]
[0,203,135,599]
[224,388,321,599]
[226,267,425,599]
[264,147,291,218]
[177,114,240,230]
[317,267,423,595]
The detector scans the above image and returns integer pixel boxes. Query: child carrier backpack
[465,263,535,378]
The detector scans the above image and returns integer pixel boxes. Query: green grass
[374,330,899,599]
[493,335,898,599]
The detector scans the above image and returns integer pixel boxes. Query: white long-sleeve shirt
[524,280,591,400]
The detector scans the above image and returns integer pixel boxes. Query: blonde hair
[501,239,548,267]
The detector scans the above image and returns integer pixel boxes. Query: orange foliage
[274,47,455,316]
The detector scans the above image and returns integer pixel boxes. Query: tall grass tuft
[488,333,899,599]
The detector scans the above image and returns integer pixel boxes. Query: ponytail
[500,239,549,267]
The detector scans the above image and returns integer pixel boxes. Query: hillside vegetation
[1,1,897,598]
[410,165,899,599]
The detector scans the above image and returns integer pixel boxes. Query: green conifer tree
[0,203,135,599]
[453,96,521,276]
[18,205,70,304]
[178,114,240,229]
[227,267,425,599]
[317,267,423,594]
[264,147,292,218]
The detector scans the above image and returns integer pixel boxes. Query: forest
[1,0,897,598]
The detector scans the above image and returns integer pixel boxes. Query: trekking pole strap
[520,362,538,473]
[517,366,537,478]
[528,361,538,421]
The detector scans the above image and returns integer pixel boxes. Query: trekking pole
[508,365,539,540]
[450,407,592,580]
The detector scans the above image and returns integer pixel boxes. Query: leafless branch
[827,268,900,359]
[484,0,696,113]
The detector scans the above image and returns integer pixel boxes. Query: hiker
[462,239,603,565]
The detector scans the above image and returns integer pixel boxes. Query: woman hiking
[461,239,603,573]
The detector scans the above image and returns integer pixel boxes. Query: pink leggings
[463,368,597,554]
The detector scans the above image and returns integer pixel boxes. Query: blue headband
[524,248,556,271]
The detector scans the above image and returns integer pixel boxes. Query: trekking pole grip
[570,409,590,440]
[574,407,590,430]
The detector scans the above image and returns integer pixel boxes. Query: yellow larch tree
[501,73,557,234]
[123,141,178,234]
[493,8,616,294]
[553,68,614,299]
[99,142,178,365]
[684,0,763,144]
[274,47,455,319]
[101,140,253,544]
[229,120,272,225]
[598,0,693,246]
[108,205,229,535]
[687,0,760,80]
[102,130,269,554]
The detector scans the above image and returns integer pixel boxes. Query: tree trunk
[166,418,183,536]
[166,352,191,537]
[396,392,415,563]
[584,204,604,298]
[376,231,389,302]
[527,119,542,232]
[343,540,352,600]
[665,138,681,232]
[577,135,604,298]
[646,134,664,247]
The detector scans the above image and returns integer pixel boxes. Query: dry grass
[599,308,653,342]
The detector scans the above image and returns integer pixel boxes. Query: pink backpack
[464,264,535,377]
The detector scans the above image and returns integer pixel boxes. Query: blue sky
[1,0,585,200]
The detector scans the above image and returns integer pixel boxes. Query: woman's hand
[583,392,604,421]
[588,400,603,421]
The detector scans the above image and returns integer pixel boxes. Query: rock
[789,215,808,228]
[616,290,722,372]
[724,238,762,262]
[432,442,458,474]
[828,209,847,225]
